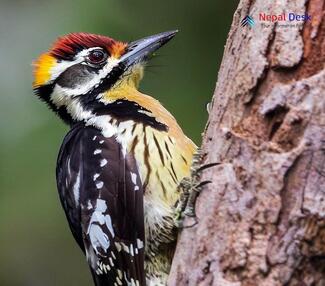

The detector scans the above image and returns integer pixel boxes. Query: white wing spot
[94,149,102,155]
[105,264,111,271]
[88,224,109,254]
[99,140,104,144]
[115,242,122,252]
[137,239,144,249]
[109,257,114,267]
[100,159,108,167]
[111,251,116,259]
[96,181,104,189]
[93,136,97,141]
[93,173,100,181]
[87,199,115,254]
[121,242,130,253]
[129,244,134,256]
[131,172,137,184]
[116,277,123,285]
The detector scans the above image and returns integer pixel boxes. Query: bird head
[33,31,177,125]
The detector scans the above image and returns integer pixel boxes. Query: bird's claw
[174,149,219,229]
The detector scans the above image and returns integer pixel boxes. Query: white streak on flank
[93,173,100,181]
[105,263,111,271]
[111,251,116,259]
[121,243,130,253]
[72,171,81,205]
[93,136,97,141]
[100,159,108,167]
[96,181,104,189]
[87,199,115,255]
[115,242,122,252]
[109,257,114,267]
[116,277,123,286]
[117,269,123,279]
[94,149,102,155]
[135,247,138,254]
[102,265,107,273]
[99,140,104,144]
[130,172,137,185]
[87,201,93,210]
[129,244,134,256]
[136,239,144,249]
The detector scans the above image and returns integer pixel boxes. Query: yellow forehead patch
[33,53,56,88]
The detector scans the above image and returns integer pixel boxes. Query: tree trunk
[168,0,325,285]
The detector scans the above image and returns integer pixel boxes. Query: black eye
[87,49,107,64]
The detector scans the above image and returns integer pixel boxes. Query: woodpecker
[33,31,196,286]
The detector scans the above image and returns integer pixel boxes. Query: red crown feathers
[50,33,127,60]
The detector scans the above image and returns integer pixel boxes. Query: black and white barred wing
[57,124,145,286]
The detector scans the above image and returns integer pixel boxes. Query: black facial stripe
[78,64,125,103]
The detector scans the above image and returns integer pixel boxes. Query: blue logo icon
[241,15,255,27]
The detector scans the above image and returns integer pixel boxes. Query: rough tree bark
[168,0,325,285]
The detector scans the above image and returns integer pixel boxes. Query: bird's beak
[119,30,178,69]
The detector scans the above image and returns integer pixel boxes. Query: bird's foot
[174,150,219,228]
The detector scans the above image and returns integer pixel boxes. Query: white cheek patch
[50,85,93,121]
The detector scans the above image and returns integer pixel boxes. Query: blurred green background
[0,0,237,285]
